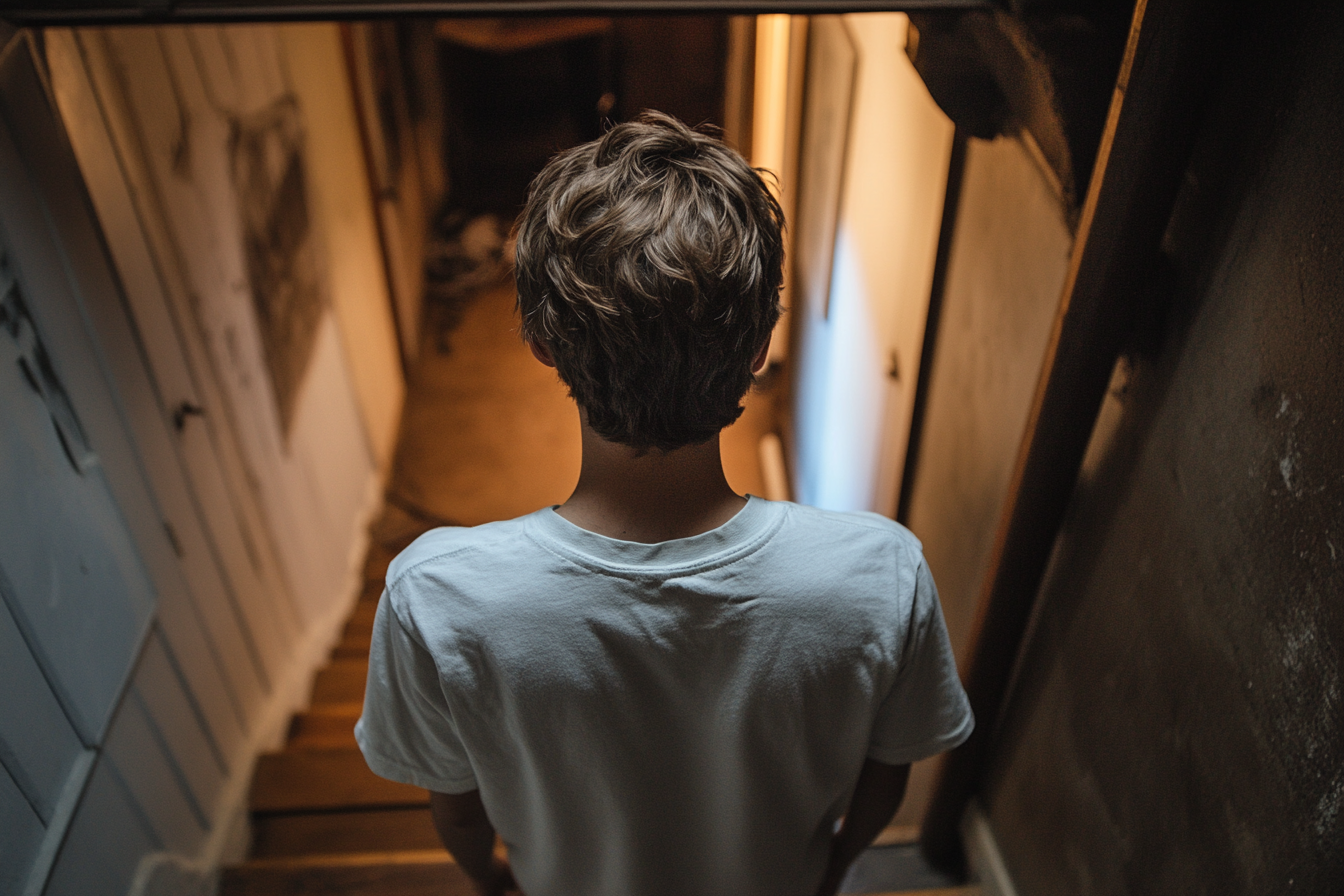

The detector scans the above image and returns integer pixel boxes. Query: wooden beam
[919,0,1225,869]
[0,0,993,25]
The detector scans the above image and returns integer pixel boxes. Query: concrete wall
[983,5,1344,893]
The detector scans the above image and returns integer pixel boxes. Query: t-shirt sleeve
[866,552,974,765]
[354,589,479,793]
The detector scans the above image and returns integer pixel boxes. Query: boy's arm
[813,759,911,896]
[428,790,516,896]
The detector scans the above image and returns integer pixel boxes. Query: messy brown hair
[515,111,785,452]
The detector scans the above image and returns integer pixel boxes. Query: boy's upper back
[356,497,972,896]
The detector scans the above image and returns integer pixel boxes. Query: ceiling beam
[1,0,992,26]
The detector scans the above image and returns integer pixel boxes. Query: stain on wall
[983,5,1344,894]
[229,96,323,432]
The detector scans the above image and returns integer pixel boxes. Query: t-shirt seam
[869,708,974,761]
[525,533,772,583]
[358,736,476,791]
[385,538,489,595]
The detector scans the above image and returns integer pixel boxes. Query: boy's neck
[555,422,746,544]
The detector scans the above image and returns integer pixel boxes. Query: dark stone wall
[983,4,1344,894]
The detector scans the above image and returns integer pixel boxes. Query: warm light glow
[807,227,886,511]
[752,14,793,195]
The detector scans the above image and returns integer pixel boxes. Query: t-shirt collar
[527,494,784,577]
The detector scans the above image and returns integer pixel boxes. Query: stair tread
[298,701,363,718]
[346,601,378,631]
[311,659,369,705]
[251,807,439,858]
[236,849,452,868]
[287,709,360,750]
[251,749,426,812]
[220,850,473,896]
[333,629,372,658]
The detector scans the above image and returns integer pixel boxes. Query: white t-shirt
[355,497,972,896]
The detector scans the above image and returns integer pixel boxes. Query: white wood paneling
[152,587,246,770]
[42,758,157,896]
[132,630,228,823]
[47,28,300,700]
[0,599,83,823]
[103,686,208,854]
[52,26,306,662]
[0,765,44,895]
[0,43,155,742]
[0,36,276,743]
[1,22,395,894]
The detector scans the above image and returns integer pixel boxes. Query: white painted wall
[12,23,407,895]
[72,24,392,626]
[790,13,954,514]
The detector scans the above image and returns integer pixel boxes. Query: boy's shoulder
[775,500,925,556]
[383,512,542,593]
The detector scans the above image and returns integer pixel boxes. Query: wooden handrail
[919,0,1226,870]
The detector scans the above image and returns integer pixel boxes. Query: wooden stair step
[220,850,474,896]
[336,620,373,647]
[345,601,378,632]
[250,807,440,858]
[363,545,396,586]
[250,749,427,812]
[287,707,361,750]
[332,638,371,661]
[311,659,369,705]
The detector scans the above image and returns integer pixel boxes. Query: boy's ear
[751,337,772,375]
[528,338,557,368]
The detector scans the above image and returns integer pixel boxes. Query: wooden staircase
[221,542,479,896]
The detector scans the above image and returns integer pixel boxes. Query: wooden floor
[221,283,970,894]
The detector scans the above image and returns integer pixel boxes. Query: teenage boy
[356,111,973,896]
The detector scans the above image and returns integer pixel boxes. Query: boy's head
[515,111,785,453]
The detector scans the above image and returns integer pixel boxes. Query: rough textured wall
[984,5,1344,894]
